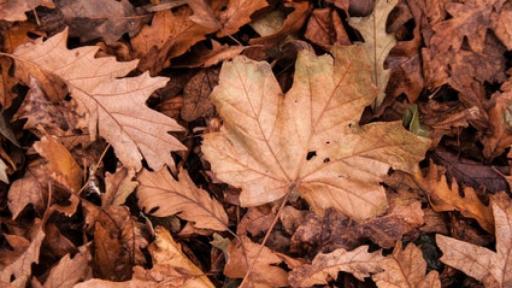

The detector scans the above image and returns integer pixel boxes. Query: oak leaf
[13,29,186,171]
[202,45,430,221]
[372,243,441,288]
[288,245,384,287]
[436,192,512,288]
[349,0,398,108]
[137,167,229,231]
[415,161,493,233]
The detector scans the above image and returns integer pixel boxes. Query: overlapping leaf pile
[0,0,511,287]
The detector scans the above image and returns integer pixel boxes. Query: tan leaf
[0,221,45,288]
[0,0,54,22]
[102,167,137,207]
[372,243,441,288]
[224,236,288,288]
[13,29,186,171]
[8,160,48,219]
[180,68,218,121]
[34,135,82,192]
[436,192,512,288]
[202,45,430,221]
[137,167,228,231]
[44,245,91,288]
[349,0,398,108]
[217,0,269,37]
[493,2,512,50]
[415,161,493,233]
[288,245,384,287]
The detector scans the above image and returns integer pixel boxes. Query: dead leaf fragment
[416,161,494,233]
[289,245,384,287]
[137,167,229,231]
[202,45,430,221]
[305,8,350,50]
[13,29,186,171]
[8,160,48,219]
[34,135,82,192]
[43,245,91,288]
[55,0,141,43]
[436,192,512,288]
[217,0,269,37]
[0,0,54,22]
[224,236,288,288]
[102,167,137,207]
[372,243,441,288]
[349,0,398,108]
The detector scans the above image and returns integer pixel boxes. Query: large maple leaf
[202,45,430,221]
[12,29,186,171]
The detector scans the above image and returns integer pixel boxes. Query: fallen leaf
[43,245,92,288]
[492,1,512,49]
[13,29,186,171]
[373,242,441,288]
[349,0,398,108]
[8,160,48,219]
[436,192,512,288]
[288,245,384,287]
[483,77,512,159]
[131,7,216,74]
[415,161,494,233]
[102,167,137,207]
[137,167,229,231]
[237,205,274,236]
[305,8,350,50]
[0,0,54,22]
[173,40,246,68]
[180,68,218,121]
[0,221,45,288]
[224,235,288,288]
[55,0,142,43]
[202,45,430,221]
[217,0,269,37]
[34,135,82,192]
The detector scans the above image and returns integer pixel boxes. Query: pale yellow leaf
[349,0,398,108]
[202,45,430,220]
[436,192,512,288]
[13,29,186,171]
[137,167,228,231]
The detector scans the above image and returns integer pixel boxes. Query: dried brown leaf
[0,0,54,22]
[137,167,228,231]
[13,29,186,171]
[217,0,269,37]
[202,45,430,221]
[43,245,91,288]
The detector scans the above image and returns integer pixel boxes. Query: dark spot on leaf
[306,151,317,160]
[323,158,330,163]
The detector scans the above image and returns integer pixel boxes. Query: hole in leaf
[306,151,317,160]
[323,158,330,163]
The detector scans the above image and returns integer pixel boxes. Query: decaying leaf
[13,29,186,171]
[55,0,142,43]
[8,160,48,219]
[415,161,494,233]
[34,135,82,192]
[289,245,384,287]
[102,167,137,207]
[137,167,228,231]
[436,192,512,288]
[483,77,512,159]
[224,236,288,288]
[202,45,430,221]
[305,8,350,50]
[349,0,398,108]
[372,243,441,288]
[180,68,218,121]
[0,0,54,22]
